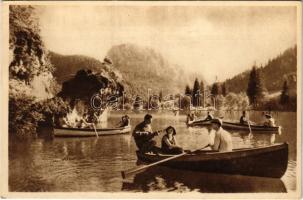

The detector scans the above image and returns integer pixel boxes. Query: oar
[92,123,99,138]
[247,112,253,139]
[121,144,210,179]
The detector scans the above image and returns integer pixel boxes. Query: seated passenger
[205,111,214,121]
[240,111,248,124]
[191,113,197,121]
[119,115,130,127]
[264,114,276,127]
[161,126,184,154]
[186,114,192,124]
[76,113,92,128]
[56,113,70,128]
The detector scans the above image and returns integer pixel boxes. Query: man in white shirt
[208,118,233,152]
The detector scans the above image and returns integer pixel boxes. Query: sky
[37,5,297,83]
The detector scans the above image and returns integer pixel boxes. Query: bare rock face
[58,68,124,101]
[9,5,55,100]
[49,52,124,84]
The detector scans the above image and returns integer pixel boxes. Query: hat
[265,114,272,118]
[166,126,176,135]
[211,118,222,126]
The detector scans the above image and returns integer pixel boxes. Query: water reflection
[122,166,286,193]
[9,111,297,192]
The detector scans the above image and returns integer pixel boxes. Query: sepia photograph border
[0,1,302,199]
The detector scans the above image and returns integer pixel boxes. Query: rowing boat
[136,143,288,178]
[187,119,211,126]
[187,119,281,133]
[223,121,281,133]
[54,125,131,137]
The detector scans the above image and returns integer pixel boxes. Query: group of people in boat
[56,112,131,129]
[186,111,213,124]
[239,111,276,127]
[56,110,136,129]
[55,112,98,128]
[133,114,233,155]
[187,110,276,127]
[131,111,277,155]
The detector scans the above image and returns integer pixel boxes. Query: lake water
[9,111,297,193]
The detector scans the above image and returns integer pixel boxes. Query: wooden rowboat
[223,121,281,133]
[187,119,211,126]
[187,119,281,133]
[54,125,131,137]
[136,143,288,178]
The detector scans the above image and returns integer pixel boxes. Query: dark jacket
[132,121,155,148]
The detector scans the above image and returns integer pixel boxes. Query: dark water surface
[9,111,297,192]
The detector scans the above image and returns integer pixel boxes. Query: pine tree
[200,81,205,107]
[280,80,289,105]
[159,90,163,103]
[211,83,219,96]
[192,78,200,106]
[185,85,192,95]
[222,83,227,96]
[246,66,266,107]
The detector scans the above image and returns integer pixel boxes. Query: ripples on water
[9,111,296,193]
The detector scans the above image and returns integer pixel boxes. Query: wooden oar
[121,144,210,179]
[247,113,253,139]
[121,152,186,179]
[92,124,99,138]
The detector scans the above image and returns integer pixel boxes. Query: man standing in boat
[132,114,161,154]
[208,118,233,152]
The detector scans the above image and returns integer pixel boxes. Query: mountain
[106,43,204,98]
[224,46,297,95]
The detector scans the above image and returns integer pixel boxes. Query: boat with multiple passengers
[54,111,287,179]
[187,119,281,133]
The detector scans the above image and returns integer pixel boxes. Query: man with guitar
[132,114,162,154]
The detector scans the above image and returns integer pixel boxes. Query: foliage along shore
[9,6,297,138]
[9,6,123,137]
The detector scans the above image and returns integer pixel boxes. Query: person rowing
[161,126,184,155]
[204,111,214,121]
[239,111,248,124]
[75,113,94,129]
[208,118,233,152]
[186,114,192,124]
[132,114,162,154]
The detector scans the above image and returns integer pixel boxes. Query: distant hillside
[49,52,124,85]
[224,46,297,94]
[106,43,204,97]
